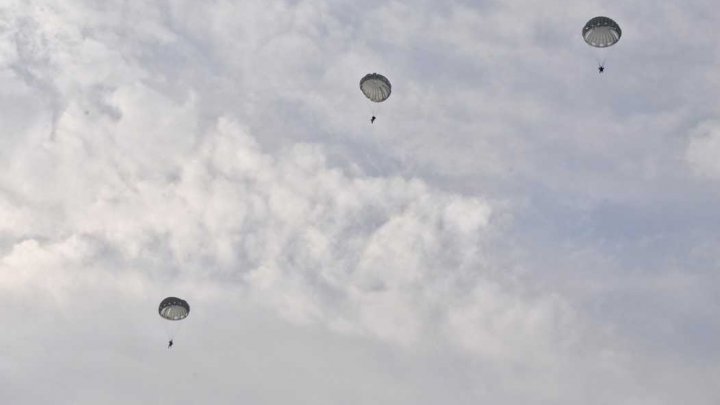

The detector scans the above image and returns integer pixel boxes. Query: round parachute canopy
[582,17,621,48]
[159,297,190,321]
[360,73,391,103]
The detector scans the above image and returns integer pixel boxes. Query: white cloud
[0,103,593,401]
[3,102,503,346]
[2,0,720,403]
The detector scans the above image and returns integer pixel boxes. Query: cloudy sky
[1,0,719,403]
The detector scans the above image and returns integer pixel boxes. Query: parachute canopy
[159,297,190,321]
[582,17,621,48]
[360,73,391,103]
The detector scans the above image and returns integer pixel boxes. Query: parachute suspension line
[163,319,174,340]
[587,42,611,70]
[166,318,186,338]
[366,102,376,124]
[161,317,186,341]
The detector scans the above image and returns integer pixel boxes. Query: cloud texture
[1,0,720,403]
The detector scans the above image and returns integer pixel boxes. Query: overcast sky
[1,0,719,403]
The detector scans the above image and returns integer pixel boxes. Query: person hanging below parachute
[582,17,621,74]
[158,297,190,349]
[360,73,391,123]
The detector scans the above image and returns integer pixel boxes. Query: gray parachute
[360,73,391,103]
[582,17,621,48]
[158,297,190,321]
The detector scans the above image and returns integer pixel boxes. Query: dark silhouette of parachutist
[598,65,605,74]
[168,339,173,349]
[371,116,376,124]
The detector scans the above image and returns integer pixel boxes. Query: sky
[1,0,719,403]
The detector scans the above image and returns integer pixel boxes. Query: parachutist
[168,339,173,349]
[371,116,376,124]
[598,65,605,73]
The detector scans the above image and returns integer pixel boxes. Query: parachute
[582,17,621,73]
[159,297,189,347]
[360,73,391,103]
[159,297,190,320]
[360,73,391,123]
[582,17,621,48]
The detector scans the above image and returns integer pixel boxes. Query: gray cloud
[687,120,720,178]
